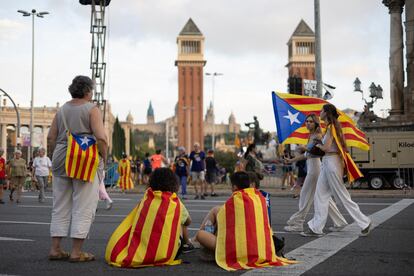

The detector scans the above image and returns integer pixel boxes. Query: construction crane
[79,0,111,121]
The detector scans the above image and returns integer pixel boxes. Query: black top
[205,156,217,173]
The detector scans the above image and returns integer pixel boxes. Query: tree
[214,150,238,174]
[112,117,125,159]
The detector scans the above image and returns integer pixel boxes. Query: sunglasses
[305,120,315,123]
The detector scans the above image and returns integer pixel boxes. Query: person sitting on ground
[105,168,193,268]
[246,171,271,224]
[195,171,295,271]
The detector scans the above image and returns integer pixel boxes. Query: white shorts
[191,171,205,181]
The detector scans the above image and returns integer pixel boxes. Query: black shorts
[205,172,216,184]
[143,167,152,175]
[0,178,5,186]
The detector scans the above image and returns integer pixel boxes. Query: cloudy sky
[0,0,406,132]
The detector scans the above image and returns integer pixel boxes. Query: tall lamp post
[17,9,49,160]
[205,72,223,150]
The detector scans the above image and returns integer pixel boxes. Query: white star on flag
[283,110,301,125]
[80,136,90,146]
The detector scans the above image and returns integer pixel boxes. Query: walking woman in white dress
[284,114,347,232]
[302,104,371,237]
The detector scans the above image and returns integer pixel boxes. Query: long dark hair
[244,143,256,159]
[322,104,346,149]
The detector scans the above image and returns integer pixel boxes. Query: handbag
[60,109,99,182]
[309,139,325,157]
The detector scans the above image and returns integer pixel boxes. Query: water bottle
[204,220,215,234]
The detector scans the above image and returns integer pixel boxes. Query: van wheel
[369,176,384,189]
[392,176,405,189]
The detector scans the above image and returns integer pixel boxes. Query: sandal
[69,252,95,263]
[48,251,70,261]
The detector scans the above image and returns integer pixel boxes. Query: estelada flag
[65,132,99,182]
[271,91,369,150]
[215,188,296,271]
[105,188,183,268]
[117,159,134,190]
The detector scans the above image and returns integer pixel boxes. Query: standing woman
[284,114,347,232]
[7,150,27,203]
[47,75,108,262]
[117,153,134,192]
[303,104,371,237]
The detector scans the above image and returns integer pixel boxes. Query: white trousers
[308,155,371,234]
[287,158,347,229]
[50,175,99,239]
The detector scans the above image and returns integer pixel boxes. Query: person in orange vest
[106,168,194,268]
[117,153,134,192]
[150,149,168,169]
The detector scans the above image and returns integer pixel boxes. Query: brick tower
[175,18,206,150]
[286,19,316,95]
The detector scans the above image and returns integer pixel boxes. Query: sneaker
[106,200,113,210]
[328,225,347,232]
[300,228,324,237]
[16,200,20,204]
[210,193,218,197]
[0,200,4,204]
[200,195,205,200]
[203,193,208,197]
[284,225,303,232]
[360,222,372,237]
[9,195,13,202]
[182,243,195,254]
[194,195,200,200]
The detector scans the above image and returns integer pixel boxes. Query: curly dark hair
[149,168,179,193]
[68,75,94,99]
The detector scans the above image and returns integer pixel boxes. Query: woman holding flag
[302,104,371,237]
[284,114,347,232]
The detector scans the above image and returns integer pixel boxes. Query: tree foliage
[112,117,125,159]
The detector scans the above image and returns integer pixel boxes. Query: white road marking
[0,220,50,225]
[0,236,34,242]
[18,205,51,208]
[243,198,414,276]
[22,195,52,199]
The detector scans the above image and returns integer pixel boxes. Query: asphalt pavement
[0,191,413,276]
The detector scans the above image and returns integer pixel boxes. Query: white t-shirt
[33,156,52,176]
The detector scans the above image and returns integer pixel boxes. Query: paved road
[0,191,413,275]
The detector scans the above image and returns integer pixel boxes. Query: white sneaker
[106,199,113,210]
[359,223,372,237]
[284,225,303,232]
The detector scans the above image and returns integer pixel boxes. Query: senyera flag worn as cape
[271,91,368,182]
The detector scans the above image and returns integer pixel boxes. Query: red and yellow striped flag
[216,188,296,271]
[65,132,99,182]
[117,159,134,190]
[272,92,369,150]
[105,188,183,268]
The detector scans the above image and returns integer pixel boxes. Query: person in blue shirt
[189,142,206,200]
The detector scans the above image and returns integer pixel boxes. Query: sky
[0,0,406,132]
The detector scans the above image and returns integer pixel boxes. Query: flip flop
[69,252,95,263]
[48,251,70,261]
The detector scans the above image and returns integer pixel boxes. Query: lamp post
[17,9,49,160]
[353,77,383,111]
[205,72,223,150]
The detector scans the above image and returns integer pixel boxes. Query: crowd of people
[0,75,372,270]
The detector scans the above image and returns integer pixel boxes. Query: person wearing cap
[7,150,27,203]
[174,147,190,200]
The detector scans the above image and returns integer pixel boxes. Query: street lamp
[18,9,49,160]
[353,77,383,111]
[205,72,223,150]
